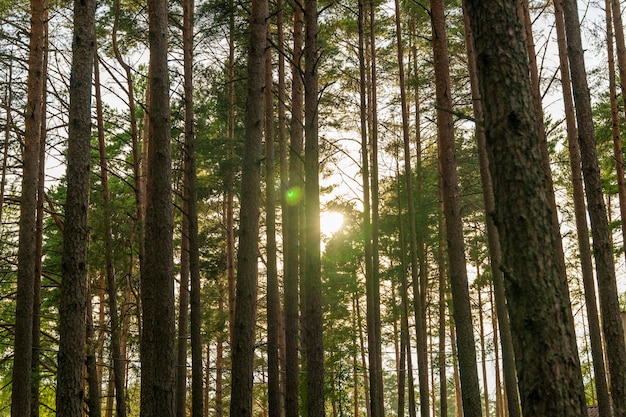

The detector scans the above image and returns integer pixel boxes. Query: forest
[2,0,626,415]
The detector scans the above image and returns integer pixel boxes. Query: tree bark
[11,0,46,414]
[461,6,521,416]
[464,1,588,415]
[228,0,267,413]
[140,0,176,413]
[56,0,96,415]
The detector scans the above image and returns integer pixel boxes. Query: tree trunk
[228,0,267,413]
[265,22,281,417]
[561,1,626,416]
[302,0,324,413]
[461,6,521,416]
[609,0,626,264]
[284,0,304,414]
[140,0,176,413]
[95,50,127,417]
[392,1,429,416]
[11,0,46,414]
[554,0,612,415]
[464,1,588,415]
[86,289,102,417]
[57,0,96,415]
[430,2,483,416]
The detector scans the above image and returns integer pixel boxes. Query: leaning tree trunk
[463,1,588,416]
[560,0,626,415]
[11,0,46,414]
[228,0,267,414]
[56,0,96,415]
[140,0,176,414]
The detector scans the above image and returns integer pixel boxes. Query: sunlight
[320,211,344,237]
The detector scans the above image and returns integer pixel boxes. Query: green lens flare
[285,186,302,205]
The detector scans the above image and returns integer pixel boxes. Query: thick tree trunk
[464,1,588,415]
[140,0,176,414]
[11,0,46,414]
[56,0,96,415]
[228,0,267,414]
[461,6,521,416]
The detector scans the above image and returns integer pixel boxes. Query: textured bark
[140,0,176,414]
[56,0,96,414]
[461,6,521,416]
[464,1,587,415]
[560,0,626,415]
[226,0,236,345]
[554,0,612,415]
[284,0,304,414]
[228,0,267,413]
[392,1,429,415]
[11,0,45,414]
[302,0,324,413]
[430,2,482,416]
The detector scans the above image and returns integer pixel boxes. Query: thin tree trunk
[461,7,520,416]
[554,0,612,415]
[95,51,127,417]
[560,0,626,416]
[140,0,176,413]
[609,0,626,262]
[265,22,281,417]
[0,61,11,224]
[229,0,267,413]
[11,0,45,414]
[226,0,236,344]
[57,0,96,414]
[284,0,304,414]
[86,289,102,417]
[356,295,372,417]
[478,285,489,417]
[464,1,588,415]
[437,231,448,417]
[366,1,384,414]
[430,1,482,415]
[177,194,190,417]
[392,1,429,415]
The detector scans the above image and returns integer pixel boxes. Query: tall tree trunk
[56,0,96,414]
[31,17,48,416]
[560,0,626,415]
[461,6,521,416]
[477,285,489,417]
[86,288,103,417]
[430,2,482,416]
[392,1,429,416]
[140,0,176,413]
[302,0,324,413]
[95,51,127,417]
[464,1,588,415]
[0,61,11,224]
[366,1,384,415]
[609,0,626,261]
[11,0,46,414]
[437,233,448,417]
[264,22,281,417]
[229,0,267,413]
[181,1,203,415]
[226,0,236,344]
[177,195,190,417]
[554,0,612,415]
[284,0,304,414]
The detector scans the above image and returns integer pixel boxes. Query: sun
[320,211,344,237]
